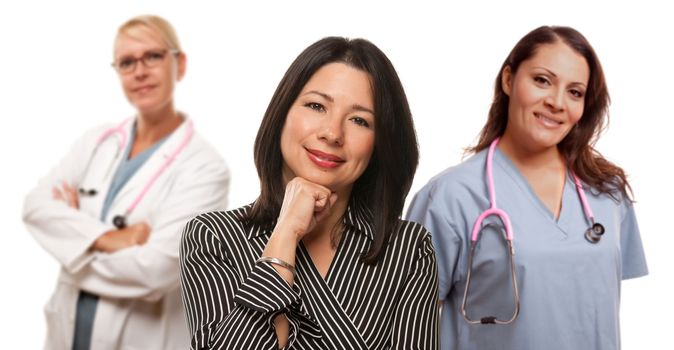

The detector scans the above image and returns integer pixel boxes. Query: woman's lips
[534,112,563,128]
[306,148,345,168]
[134,84,156,94]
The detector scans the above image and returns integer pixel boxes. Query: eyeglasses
[112,49,179,74]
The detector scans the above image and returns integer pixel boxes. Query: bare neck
[498,133,566,172]
[498,133,567,219]
[136,104,183,145]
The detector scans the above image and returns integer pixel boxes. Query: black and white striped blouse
[180,204,439,349]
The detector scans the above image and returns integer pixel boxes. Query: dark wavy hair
[249,37,419,264]
[469,26,631,200]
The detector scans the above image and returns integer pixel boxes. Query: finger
[133,233,149,245]
[137,222,151,235]
[280,178,327,217]
[328,192,338,207]
[52,187,64,201]
[312,186,334,211]
[278,180,301,217]
[63,182,79,208]
[135,223,151,244]
[129,222,151,235]
[314,192,338,223]
[64,183,75,196]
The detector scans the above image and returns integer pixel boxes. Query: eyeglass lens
[113,50,171,73]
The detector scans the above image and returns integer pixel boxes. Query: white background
[1,0,671,347]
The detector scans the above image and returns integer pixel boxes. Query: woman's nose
[317,115,344,146]
[133,62,149,80]
[544,88,565,112]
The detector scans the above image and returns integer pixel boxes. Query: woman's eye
[118,58,135,68]
[534,76,550,85]
[304,102,325,112]
[145,51,165,62]
[350,116,371,128]
[569,89,584,98]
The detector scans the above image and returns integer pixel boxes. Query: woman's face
[113,26,185,117]
[280,62,375,195]
[502,41,590,151]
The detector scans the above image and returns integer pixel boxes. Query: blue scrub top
[406,147,648,350]
[100,124,168,221]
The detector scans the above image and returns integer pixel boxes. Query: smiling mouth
[306,148,345,168]
[534,112,563,126]
[134,85,155,93]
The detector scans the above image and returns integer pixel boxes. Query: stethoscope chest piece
[584,222,605,243]
[113,215,127,229]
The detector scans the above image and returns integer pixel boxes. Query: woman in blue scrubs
[407,26,647,350]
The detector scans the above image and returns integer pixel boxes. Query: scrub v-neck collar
[492,147,578,237]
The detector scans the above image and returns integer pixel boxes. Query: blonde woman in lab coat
[22,15,229,350]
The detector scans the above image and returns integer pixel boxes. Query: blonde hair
[115,15,182,54]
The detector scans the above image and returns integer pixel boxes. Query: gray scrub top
[406,147,648,350]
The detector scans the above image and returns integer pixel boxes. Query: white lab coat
[23,117,229,350]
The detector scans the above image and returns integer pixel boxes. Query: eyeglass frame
[111,48,181,74]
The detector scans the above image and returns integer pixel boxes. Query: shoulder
[181,206,253,255]
[410,150,487,214]
[390,219,435,258]
[585,179,634,215]
[76,121,120,146]
[418,151,486,198]
[181,205,256,263]
[187,205,252,237]
[184,130,227,165]
[175,128,230,178]
[395,219,431,240]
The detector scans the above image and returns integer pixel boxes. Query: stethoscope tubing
[80,117,193,228]
[462,137,604,325]
[124,120,193,216]
[470,138,514,242]
[462,137,520,325]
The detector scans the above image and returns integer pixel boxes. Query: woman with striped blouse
[180,37,439,349]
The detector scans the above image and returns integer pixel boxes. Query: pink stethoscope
[78,117,193,229]
[461,137,605,325]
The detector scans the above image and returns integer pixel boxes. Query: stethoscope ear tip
[78,188,97,196]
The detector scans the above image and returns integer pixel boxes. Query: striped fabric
[180,204,439,349]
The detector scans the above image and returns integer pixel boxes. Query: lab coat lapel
[78,125,127,221]
[108,118,191,223]
[295,244,369,349]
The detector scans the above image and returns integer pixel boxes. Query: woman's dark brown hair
[249,37,419,264]
[469,26,631,200]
